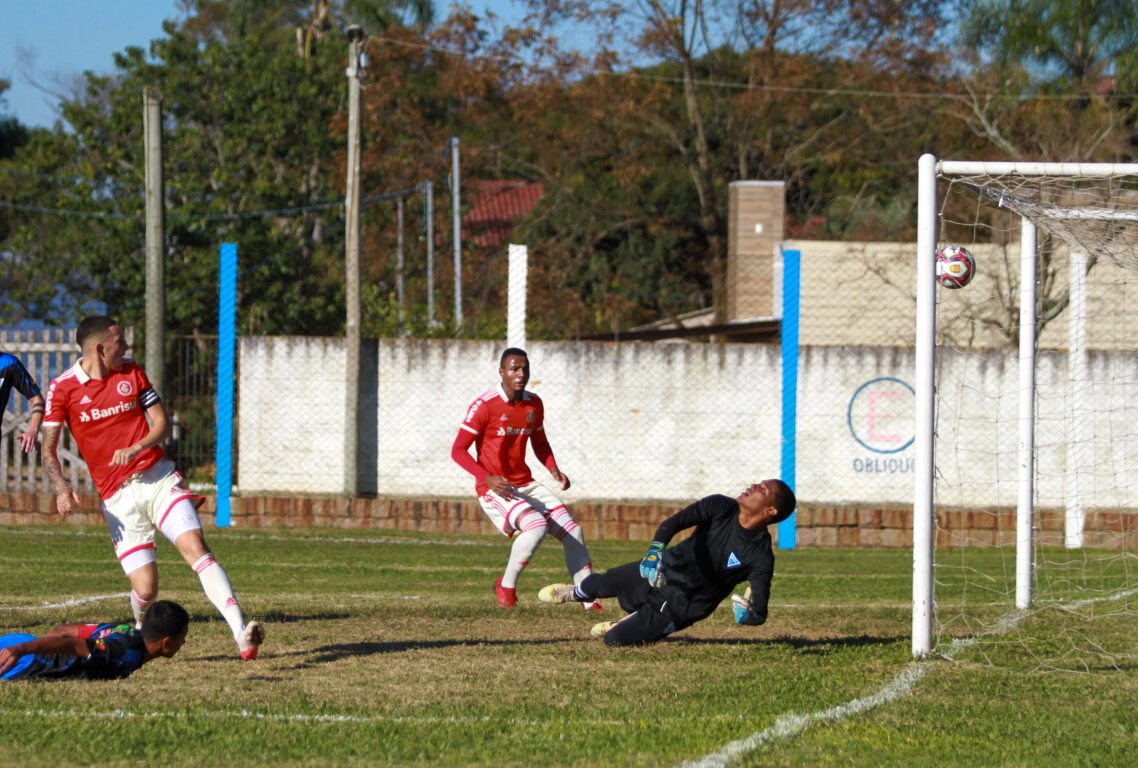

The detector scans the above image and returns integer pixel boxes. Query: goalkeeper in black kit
[539,479,796,646]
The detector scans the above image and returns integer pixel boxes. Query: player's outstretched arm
[548,467,570,491]
[44,623,84,638]
[649,496,718,549]
[638,501,715,587]
[531,430,570,491]
[0,634,88,674]
[733,579,770,626]
[450,429,486,480]
[639,542,667,586]
[451,430,518,499]
[732,587,759,625]
[0,645,20,676]
[18,394,44,453]
[485,475,518,499]
[41,426,81,516]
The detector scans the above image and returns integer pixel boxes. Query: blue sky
[0,1,537,130]
[1,1,186,128]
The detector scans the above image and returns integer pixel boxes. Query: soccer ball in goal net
[913,155,1138,670]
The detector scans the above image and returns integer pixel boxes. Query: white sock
[546,510,592,583]
[192,553,247,644]
[130,589,154,630]
[502,511,547,589]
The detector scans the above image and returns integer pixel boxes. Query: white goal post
[913,154,1138,659]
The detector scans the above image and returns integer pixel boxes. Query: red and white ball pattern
[935,245,976,289]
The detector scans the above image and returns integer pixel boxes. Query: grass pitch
[0,525,1134,767]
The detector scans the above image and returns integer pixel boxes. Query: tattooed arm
[41,425,81,516]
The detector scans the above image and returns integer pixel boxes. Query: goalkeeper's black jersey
[654,494,775,627]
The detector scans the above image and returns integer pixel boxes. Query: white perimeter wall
[238,337,1138,509]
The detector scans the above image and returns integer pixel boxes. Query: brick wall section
[2,492,1135,550]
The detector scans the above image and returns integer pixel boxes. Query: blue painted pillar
[215,243,237,527]
[779,249,800,549]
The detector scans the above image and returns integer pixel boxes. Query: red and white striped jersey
[44,360,165,499]
[457,384,547,495]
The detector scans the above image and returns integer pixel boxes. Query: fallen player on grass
[0,599,189,681]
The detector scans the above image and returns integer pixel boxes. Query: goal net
[913,156,1138,669]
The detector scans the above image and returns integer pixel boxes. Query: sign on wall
[847,377,915,475]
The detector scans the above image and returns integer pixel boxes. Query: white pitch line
[0,527,496,548]
[679,582,1138,768]
[0,592,431,611]
[216,532,497,548]
[0,592,130,611]
[0,707,771,727]
[0,528,105,538]
[679,662,935,768]
[1044,584,1138,611]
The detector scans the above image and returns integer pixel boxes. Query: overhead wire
[370,35,1138,102]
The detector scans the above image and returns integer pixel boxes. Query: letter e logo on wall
[847,377,915,454]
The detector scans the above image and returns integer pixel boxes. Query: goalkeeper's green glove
[732,586,756,625]
[639,541,667,586]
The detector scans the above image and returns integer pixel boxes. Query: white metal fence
[1,329,94,495]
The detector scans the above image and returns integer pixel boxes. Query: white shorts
[101,459,206,574]
[478,481,566,538]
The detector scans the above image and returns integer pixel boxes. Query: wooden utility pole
[343,25,364,496]
[143,86,166,397]
[424,179,434,326]
[451,136,462,334]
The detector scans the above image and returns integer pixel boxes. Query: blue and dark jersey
[653,494,776,628]
[0,623,146,681]
[0,353,42,427]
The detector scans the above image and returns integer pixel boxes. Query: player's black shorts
[587,562,697,646]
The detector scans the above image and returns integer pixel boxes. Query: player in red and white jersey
[43,356,163,498]
[41,316,264,661]
[451,348,599,610]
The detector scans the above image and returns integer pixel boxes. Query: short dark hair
[769,480,797,525]
[499,347,528,367]
[141,600,190,642]
[76,316,118,351]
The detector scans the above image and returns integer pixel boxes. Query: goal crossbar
[938,160,1138,177]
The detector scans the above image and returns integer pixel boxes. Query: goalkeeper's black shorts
[581,562,693,646]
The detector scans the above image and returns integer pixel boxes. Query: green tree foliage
[0,80,30,161]
[1,15,349,334]
[959,0,1138,87]
[952,0,1138,160]
[3,1,1132,339]
[341,0,435,33]
[0,80,31,247]
[493,0,949,326]
[946,0,1138,343]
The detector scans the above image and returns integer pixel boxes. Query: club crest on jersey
[526,411,535,423]
[726,551,742,569]
[117,381,133,396]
